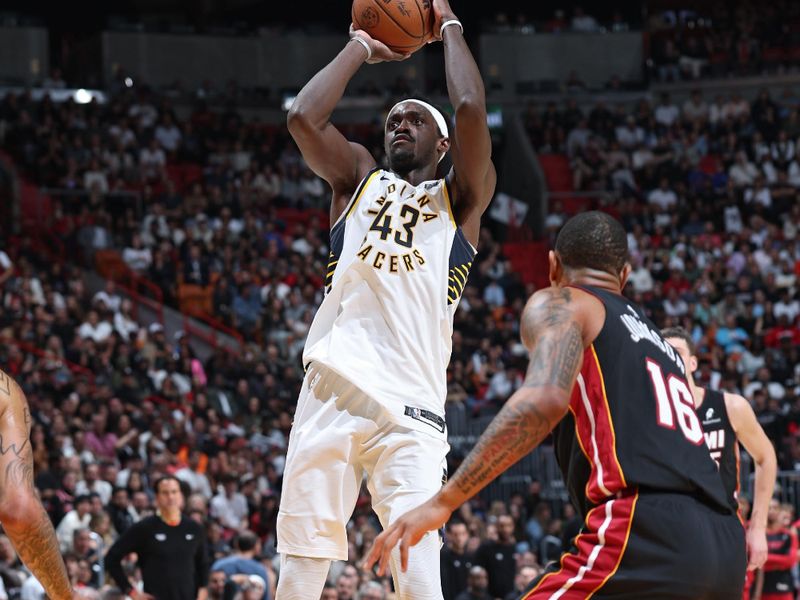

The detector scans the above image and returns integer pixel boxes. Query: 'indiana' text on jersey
[303,169,475,438]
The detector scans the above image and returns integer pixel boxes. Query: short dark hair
[554,211,628,274]
[661,326,696,355]
[235,530,259,552]
[153,475,182,495]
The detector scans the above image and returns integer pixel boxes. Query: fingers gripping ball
[352,0,433,53]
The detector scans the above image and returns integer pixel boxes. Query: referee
[106,475,209,600]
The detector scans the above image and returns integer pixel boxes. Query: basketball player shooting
[274,0,495,598]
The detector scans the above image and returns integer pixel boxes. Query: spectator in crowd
[210,474,249,532]
[504,566,541,600]
[210,531,269,600]
[106,476,208,600]
[475,515,517,599]
[441,520,475,600]
[455,566,490,600]
[56,495,92,553]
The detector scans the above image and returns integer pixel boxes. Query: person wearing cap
[280,0,495,597]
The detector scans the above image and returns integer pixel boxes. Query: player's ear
[548,250,561,285]
[438,137,450,156]
[619,262,632,289]
[690,354,698,374]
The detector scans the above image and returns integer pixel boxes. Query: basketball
[352,0,433,53]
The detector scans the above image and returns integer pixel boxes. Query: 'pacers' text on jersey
[303,169,474,437]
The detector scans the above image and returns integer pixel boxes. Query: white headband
[386,99,449,163]
[386,99,449,139]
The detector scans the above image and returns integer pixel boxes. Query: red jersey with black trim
[552,285,733,517]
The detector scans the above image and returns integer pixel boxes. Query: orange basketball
[352,0,433,53]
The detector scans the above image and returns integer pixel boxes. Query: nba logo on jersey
[411,407,421,419]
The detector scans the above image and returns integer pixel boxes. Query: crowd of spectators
[648,0,800,81]
[4,51,800,600]
[527,85,800,484]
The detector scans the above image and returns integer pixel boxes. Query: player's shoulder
[0,368,23,406]
[721,391,753,418]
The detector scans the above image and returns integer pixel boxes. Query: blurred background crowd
[3,0,800,599]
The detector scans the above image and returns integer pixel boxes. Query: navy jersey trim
[447,228,475,305]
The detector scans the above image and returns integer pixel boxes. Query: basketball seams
[373,0,424,40]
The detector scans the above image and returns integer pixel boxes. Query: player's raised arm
[433,0,496,245]
[286,27,407,211]
[365,286,588,575]
[726,392,777,570]
[0,370,72,600]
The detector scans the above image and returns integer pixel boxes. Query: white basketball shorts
[276,363,450,561]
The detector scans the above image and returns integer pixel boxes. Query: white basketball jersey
[303,169,475,438]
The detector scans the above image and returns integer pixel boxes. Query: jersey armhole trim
[443,177,457,229]
[333,168,382,228]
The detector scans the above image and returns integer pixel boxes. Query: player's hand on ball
[349,25,411,64]
[363,495,453,575]
[429,0,458,42]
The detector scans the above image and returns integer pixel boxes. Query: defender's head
[385,99,450,173]
[550,211,630,288]
[662,326,698,375]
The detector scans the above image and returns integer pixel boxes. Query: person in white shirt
[570,6,600,32]
[55,495,92,553]
[78,311,113,344]
[615,116,644,149]
[682,90,709,122]
[83,159,109,194]
[729,151,759,187]
[744,177,772,209]
[647,178,678,210]
[210,475,249,530]
[122,234,152,273]
[154,114,182,152]
[774,290,800,322]
[92,280,122,314]
[139,139,166,181]
[113,299,139,342]
[654,93,680,127]
[74,464,113,505]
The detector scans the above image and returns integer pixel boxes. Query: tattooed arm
[0,369,73,600]
[365,287,587,574]
[444,287,583,503]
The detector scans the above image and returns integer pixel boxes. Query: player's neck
[390,164,438,186]
[689,379,704,408]
[566,270,622,293]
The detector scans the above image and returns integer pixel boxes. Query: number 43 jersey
[553,285,733,517]
[303,169,475,438]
